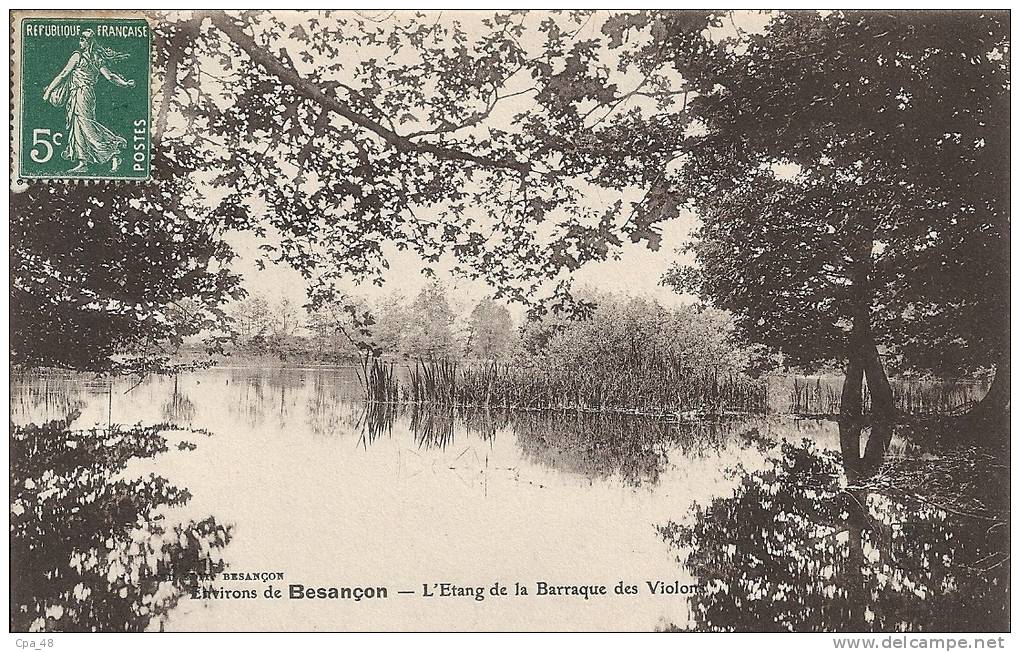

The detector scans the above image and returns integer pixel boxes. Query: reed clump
[788,377,841,416]
[357,357,399,402]
[354,295,771,416]
[357,357,768,416]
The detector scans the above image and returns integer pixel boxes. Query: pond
[9,366,1009,632]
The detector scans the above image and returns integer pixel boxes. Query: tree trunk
[861,419,894,476]
[842,220,896,423]
[861,338,895,422]
[840,385,894,479]
[978,346,1010,418]
[838,419,864,481]
[841,326,894,422]
[840,351,864,420]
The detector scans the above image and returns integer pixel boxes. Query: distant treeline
[222,285,773,415]
[227,282,516,362]
[225,284,761,373]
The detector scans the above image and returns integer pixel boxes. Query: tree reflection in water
[511,411,734,486]
[660,420,1009,631]
[10,413,232,632]
[356,402,740,486]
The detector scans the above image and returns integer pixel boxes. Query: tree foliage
[229,294,271,341]
[151,10,692,310]
[11,172,242,372]
[652,11,1010,374]
[540,293,754,373]
[174,9,1006,376]
[11,413,232,631]
[466,297,515,359]
[402,283,458,359]
[13,10,1008,387]
[660,434,1008,631]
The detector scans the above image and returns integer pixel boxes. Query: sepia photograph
[8,7,1012,639]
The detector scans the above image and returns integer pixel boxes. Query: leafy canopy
[13,10,1008,375]
[652,11,1010,371]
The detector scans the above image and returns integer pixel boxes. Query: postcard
[9,9,1010,636]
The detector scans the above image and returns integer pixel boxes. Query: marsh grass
[785,376,987,416]
[892,380,982,416]
[789,377,842,416]
[407,358,458,404]
[391,359,769,416]
[357,357,399,402]
[358,358,982,419]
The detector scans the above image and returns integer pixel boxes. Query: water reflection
[10,412,232,632]
[512,411,737,487]
[349,403,756,486]
[9,368,1007,632]
[659,419,1009,631]
[354,401,398,447]
[12,371,93,425]
[161,377,196,425]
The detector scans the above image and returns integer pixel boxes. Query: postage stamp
[15,16,152,181]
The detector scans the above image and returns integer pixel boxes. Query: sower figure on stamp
[42,29,135,173]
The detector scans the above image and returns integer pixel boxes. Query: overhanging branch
[208,11,531,175]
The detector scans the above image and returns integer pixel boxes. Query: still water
[10,367,1008,632]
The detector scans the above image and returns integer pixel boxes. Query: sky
[225,206,701,319]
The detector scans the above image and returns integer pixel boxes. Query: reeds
[356,356,769,416]
[892,379,980,415]
[358,359,981,418]
[406,358,458,404]
[789,377,841,416]
[356,357,399,402]
[784,375,985,416]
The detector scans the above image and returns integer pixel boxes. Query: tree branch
[208,11,531,175]
[156,20,198,143]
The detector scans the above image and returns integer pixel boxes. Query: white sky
[226,206,700,319]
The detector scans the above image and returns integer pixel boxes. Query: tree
[543,293,752,374]
[182,11,1003,402]
[638,11,1010,427]
[660,436,1008,631]
[19,9,1006,411]
[402,283,457,359]
[370,292,412,355]
[306,295,377,360]
[148,10,669,312]
[23,10,708,372]
[11,415,233,631]
[270,298,302,339]
[11,169,243,372]
[15,10,703,371]
[228,294,271,343]
[466,298,515,359]
[15,11,604,375]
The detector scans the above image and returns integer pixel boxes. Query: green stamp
[18,17,151,180]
